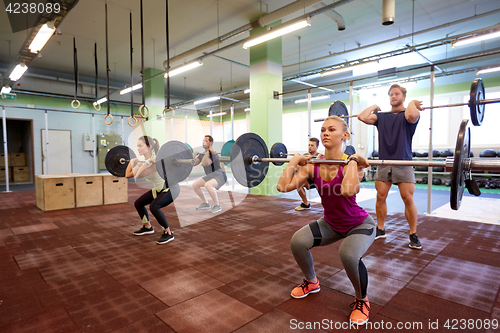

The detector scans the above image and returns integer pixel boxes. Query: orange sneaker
[291,279,320,298]
[349,298,370,325]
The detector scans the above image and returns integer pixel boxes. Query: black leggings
[134,185,179,229]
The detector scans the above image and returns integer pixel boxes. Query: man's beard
[391,100,403,108]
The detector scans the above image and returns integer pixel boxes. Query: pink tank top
[313,163,369,233]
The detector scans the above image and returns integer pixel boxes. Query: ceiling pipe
[382,0,395,25]
[312,2,345,30]
[164,0,354,70]
[164,0,326,67]
[283,9,500,68]
[2,0,80,87]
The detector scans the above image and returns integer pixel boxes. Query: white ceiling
[1,0,500,114]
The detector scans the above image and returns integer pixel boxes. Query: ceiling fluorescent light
[29,22,56,53]
[207,112,227,117]
[9,64,28,81]
[295,95,329,104]
[94,97,107,105]
[291,79,317,88]
[244,89,250,94]
[120,83,143,95]
[476,66,500,75]
[194,96,220,105]
[452,31,500,47]
[321,60,379,77]
[1,86,12,94]
[243,19,311,49]
[244,107,251,112]
[318,87,335,92]
[165,61,202,78]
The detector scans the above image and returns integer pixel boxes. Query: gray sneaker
[196,202,211,210]
[210,205,222,213]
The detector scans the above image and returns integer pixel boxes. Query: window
[414,98,450,147]
[463,91,500,146]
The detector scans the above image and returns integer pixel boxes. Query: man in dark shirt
[358,84,423,250]
[192,135,227,213]
[295,137,321,211]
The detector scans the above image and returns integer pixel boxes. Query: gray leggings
[290,216,376,299]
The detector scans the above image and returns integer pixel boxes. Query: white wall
[3,105,132,176]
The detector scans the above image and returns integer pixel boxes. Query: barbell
[315,78,496,126]
[105,119,500,211]
[105,139,233,178]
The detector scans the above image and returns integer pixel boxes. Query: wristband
[145,160,151,166]
[347,157,359,164]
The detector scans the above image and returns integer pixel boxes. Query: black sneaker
[409,233,422,250]
[295,203,311,211]
[133,226,154,236]
[157,232,174,244]
[375,228,386,240]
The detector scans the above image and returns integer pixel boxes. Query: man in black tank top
[192,135,227,214]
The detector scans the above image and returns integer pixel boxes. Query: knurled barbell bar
[315,78,494,126]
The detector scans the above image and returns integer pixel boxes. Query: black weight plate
[269,142,288,166]
[328,101,349,126]
[156,141,193,184]
[221,140,235,167]
[185,143,193,153]
[105,145,136,177]
[230,133,269,188]
[469,78,485,126]
[450,119,470,210]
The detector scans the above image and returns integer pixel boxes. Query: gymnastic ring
[104,113,114,125]
[138,105,149,118]
[71,100,81,109]
[93,103,101,111]
[127,115,137,127]
[163,106,175,119]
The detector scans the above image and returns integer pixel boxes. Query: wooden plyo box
[75,174,103,207]
[9,153,26,167]
[13,166,29,182]
[103,174,128,205]
[36,175,75,211]
[0,167,12,181]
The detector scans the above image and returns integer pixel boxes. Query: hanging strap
[137,0,149,119]
[93,42,101,111]
[127,11,136,127]
[71,37,80,109]
[166,0,170,109]
[140,0,145,107]
[104,0,113,125]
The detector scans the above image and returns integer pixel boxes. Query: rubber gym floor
[0,180,499,332]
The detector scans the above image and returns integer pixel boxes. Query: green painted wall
[143,68,165,139]
[249,21,282,66]
[248,20,283,196]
